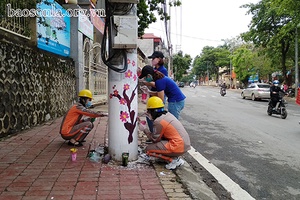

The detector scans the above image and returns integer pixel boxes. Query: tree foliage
[172,51,192,81]
[192,46,230,82]
[231,45,253,84]
[271,0,300,22]
[241,0,300,83]
[192,55,207,79]
[232,44,274,85]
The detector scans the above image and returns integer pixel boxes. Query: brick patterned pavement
[0,106,191,200]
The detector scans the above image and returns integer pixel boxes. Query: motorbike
[267,96,287,119]
[220,87,226,96]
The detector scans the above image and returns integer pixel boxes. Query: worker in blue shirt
[139,65,186,119]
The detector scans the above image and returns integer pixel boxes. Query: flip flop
[68,141,83,147]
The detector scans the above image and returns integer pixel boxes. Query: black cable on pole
[101,0,132,73]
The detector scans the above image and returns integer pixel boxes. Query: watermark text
[6,4,106,18]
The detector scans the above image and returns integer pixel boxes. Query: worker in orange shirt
[59,89,107,147]
[138,96,191,170]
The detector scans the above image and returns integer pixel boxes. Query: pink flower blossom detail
[109,84,138,144]
[119,98,126,105]
[123,84,130,91]
[127,59,131,64]
[132,61,135,67]
[113,90,119,96]
[125,70,132,78]
[120,111,129,122]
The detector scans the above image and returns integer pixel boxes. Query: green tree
[192,55,207,81]
[271,0,300,23]
[192,46,230,83]
[172,51,192,81]
[213,46,231,79]
[232,44,274,86]
[232,44,256,85]
[241,0,299,83]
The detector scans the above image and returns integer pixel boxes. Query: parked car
[241,83,270,101]
[178,82,185,87]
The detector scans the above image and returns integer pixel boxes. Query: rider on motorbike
[270,80,286,108]
[220,83,226,94]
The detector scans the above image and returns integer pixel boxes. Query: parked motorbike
[267,97,287,119]
[220,87,226,96]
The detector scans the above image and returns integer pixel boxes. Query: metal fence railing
[0,0,35,38]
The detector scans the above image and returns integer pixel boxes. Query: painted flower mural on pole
[109,69,138,144]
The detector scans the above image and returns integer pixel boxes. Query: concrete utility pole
[104,0,139,162]
[168,2,173,78]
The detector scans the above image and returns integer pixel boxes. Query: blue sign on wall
[248,74,259,83]
[36,0,70,57]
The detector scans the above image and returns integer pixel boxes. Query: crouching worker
[138,96,191,170]
[60,89,107,147]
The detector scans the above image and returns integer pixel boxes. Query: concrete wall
[0,36,76,138]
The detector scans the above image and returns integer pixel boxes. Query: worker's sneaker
[165,158,185,170]
[136,153,151,165]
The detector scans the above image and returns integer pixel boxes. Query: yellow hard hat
[78,89,93,99]
[147,96,164,109]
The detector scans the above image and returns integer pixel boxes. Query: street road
[180,85,300,200]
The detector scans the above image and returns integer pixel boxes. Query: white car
[241,83,270,101]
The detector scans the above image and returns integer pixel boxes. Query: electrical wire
[149,27,222,42]
[180,3,182,50]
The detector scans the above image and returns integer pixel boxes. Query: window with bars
[83,39,108,96]
[0,0,35,38]
[90,44,107,96]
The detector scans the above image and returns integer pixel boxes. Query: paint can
[122,152,129,166]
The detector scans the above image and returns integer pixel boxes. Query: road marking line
[188,147,255,200]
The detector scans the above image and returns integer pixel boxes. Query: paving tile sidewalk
[0,102,191,200]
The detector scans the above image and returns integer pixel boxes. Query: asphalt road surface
[180,85,300,200]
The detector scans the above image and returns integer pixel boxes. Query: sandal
[68,141,83,147]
